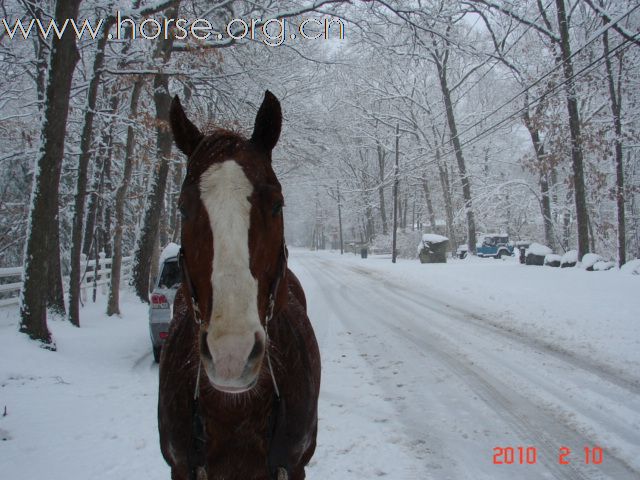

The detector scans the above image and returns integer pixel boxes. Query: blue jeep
[476,234,514,259]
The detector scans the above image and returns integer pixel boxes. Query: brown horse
[158,91,321,480]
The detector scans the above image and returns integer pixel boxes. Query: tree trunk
[555,0,590,259]
[437,154,456,248]
[68,28,110,327]
[108,79,144,316]
[603,28,626,267]
[29,1,48,110]
[523,106,555,250]
[98,93,119,259]
[562,187,573,250]
[19,0,82,346]
[392,124,399,263]
[376,141,388,235]
[101,138,114,259]
[132,10,178,302]
[46,233,66,317]
[434,51,477,254]
[365,205,374,242]
[422,175,437,232]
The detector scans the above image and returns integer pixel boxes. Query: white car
[149,243,181,362]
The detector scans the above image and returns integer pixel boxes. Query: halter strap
[263,241,289,398]
[178,248,202,325]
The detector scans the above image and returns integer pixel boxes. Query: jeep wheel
[496,250,504,259]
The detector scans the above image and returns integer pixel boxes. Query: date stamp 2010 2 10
[493,446,604,465]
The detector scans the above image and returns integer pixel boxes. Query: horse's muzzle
[200,330,265,393]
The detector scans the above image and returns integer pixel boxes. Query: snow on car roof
[159,242,181,266]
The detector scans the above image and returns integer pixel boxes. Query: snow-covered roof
[421,233,449,243]
[159,242,181,266]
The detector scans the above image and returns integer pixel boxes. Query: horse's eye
[272,202,283,217]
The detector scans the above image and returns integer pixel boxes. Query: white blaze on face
[199,160,262,384]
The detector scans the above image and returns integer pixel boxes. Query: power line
[436,2,640,155]
[422,29,639,172]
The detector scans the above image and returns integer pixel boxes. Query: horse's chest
[203,400,271,455]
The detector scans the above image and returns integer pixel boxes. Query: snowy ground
[1,249,639,479]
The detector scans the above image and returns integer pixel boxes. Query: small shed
[418,234,449,264]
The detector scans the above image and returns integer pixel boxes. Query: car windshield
[158,259,181,289]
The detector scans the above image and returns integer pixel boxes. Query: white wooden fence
[0,254,133,307]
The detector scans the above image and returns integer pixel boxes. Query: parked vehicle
[149,243,181,363]
[456,244,468,259]
[476,234,514,259]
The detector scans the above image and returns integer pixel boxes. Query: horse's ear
[250,90,282,153]
[170,95,203,157]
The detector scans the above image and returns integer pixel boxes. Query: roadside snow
[0,292,169,480]
[621,259,640,275]
[314,251,639,375]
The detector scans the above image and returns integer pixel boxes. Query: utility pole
[337,180,344,254]
[392,123,400,264]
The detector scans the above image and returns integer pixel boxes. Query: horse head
[170,91,288,394]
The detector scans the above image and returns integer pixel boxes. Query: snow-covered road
[293,250,640,480]
[1,249,638,479]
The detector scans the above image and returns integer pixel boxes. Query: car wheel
[153,345,161,363]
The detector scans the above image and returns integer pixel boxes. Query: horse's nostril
[247,333,264,365]
[200,331,212,360]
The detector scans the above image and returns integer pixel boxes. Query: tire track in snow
[296,253,638,479]
[346,263,640,395]
[294,256,429,478]
[302,256,584,479]
[334,260,640,466]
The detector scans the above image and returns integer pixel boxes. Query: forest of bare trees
[0,0,638,347]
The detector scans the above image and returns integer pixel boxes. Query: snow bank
[0,292,171,479]
[620,259,640,275]
[544,254,561,267]
[159,242,180,266]
[593,260,615,271]
[581,253,603,270]
[561,250,578,266]
[526,242,552,256]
